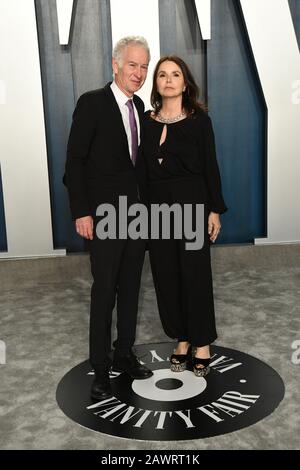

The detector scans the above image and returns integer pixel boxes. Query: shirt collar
[110,81,133,107]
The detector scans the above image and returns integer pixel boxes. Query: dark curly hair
[150,55,207,116]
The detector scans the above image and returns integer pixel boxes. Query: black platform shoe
[170,346,192,372]
[192,356,210,377]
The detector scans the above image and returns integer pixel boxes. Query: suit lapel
[103,83,144,166]
[133,95,144,121]
[103,83,130,158]
[133,95,145,147]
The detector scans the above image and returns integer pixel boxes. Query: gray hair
[112,36,150,66]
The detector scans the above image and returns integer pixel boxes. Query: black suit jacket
[65,83,145,220]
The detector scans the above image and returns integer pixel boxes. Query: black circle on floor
[155,378,183,390]
[56,343,285,441]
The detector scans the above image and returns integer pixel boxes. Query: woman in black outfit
[143,56,227,377]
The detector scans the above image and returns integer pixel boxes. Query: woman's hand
[208,212,221,243]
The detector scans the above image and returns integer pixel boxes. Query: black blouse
[142,109,227,214]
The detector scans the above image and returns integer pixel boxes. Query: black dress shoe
[90,374,112,401]
[112,351,153,379]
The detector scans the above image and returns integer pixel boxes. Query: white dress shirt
[110,81,141,161]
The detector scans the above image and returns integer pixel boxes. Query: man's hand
[75,216,93,240]
[208,212,221,243]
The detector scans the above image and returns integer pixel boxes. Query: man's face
[112,45,149,97]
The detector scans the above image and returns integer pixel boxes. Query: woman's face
[156,61,186,99]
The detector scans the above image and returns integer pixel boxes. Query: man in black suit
[65,36,153,401]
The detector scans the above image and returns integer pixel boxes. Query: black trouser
[148,177,217,347]
[88,232,146,373]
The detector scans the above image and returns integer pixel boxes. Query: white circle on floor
[132,368,207,401]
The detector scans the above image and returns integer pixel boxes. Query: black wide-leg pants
[148,177,217,347]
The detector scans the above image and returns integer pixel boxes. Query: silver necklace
[157,110,186,124]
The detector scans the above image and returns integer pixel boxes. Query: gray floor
[0,244,299,449]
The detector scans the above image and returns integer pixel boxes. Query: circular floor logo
[56,343,284,440]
